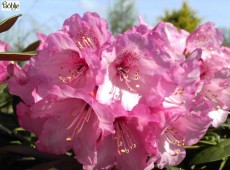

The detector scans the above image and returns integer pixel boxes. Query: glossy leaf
[0,14,22,33]
[191,139,230,165]
[0,51,36,61]
[22,40,41,52]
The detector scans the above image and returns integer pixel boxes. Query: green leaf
[191,139,230,165]
[22,40,41,52]
[0,51,36,61]
[0,14,22,33]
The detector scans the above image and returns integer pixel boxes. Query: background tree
[158,1,201,32]
[107,0,137,35]
[221,28,230,46]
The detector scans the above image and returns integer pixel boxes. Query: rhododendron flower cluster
[7,12,230,170]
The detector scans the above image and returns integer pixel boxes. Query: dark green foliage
[158,2,201,32]
[191,139,230,165]
[107,0,137,35]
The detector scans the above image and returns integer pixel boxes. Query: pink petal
[209,109,229,128]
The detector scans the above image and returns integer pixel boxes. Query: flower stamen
[65,103,92,141]
[205,90,220,104]
[76,34,97,50]
[115,51,141,91]
[162,126,185,147]
[59,63,88,84]
[113,120,136,155]
[117,66,140,91]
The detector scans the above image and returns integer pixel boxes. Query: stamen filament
[76,35,97,50]
[65,103,92,141]
[117,66,140,91]
[59,63,87,84]
[113,120,137,155]
[162,127,185,146]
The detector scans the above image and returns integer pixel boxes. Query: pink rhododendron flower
[198,68,230,127]
[154,112,211,168]
[185,23,230,127]
[200,46,230,79]
[17,85,114,165]
[24,12,112,99]
[28,32,97,95]
[97,29,178,110]
[86,102,160,170]
[186,22,223,60]
[163,49,202,109]
[145,98,212,169]
[62,12,112,52]
[7,63,38,105]
[0,40,10,83]
[152,22,189,62]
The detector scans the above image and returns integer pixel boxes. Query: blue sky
[1,0,230,29]
[1,0,230,40]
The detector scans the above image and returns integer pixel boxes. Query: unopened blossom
[0,40,10,83]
